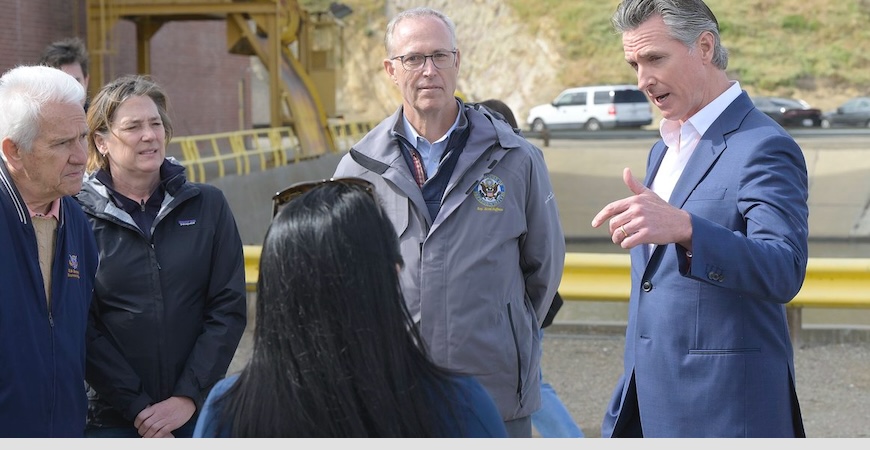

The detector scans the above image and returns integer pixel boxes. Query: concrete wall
[210,153,345,245]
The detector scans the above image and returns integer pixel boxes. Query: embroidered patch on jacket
[474,174,505,211]
[178,219,197,226]
[67,254,80,279]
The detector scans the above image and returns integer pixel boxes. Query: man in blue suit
[591,0,808,437]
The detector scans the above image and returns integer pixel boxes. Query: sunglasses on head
[271,177,376,218]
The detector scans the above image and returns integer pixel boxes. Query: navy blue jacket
[1,161,99,437]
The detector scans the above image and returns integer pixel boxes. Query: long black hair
[213,180,465,437]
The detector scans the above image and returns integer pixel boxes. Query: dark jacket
[1,161,99,437]
[75,159,247,429]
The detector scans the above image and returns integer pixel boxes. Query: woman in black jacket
[75,75,247,438]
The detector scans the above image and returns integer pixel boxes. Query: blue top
[194,373,507,438]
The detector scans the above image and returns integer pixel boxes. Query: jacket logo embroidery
[178,219,197,226]
[474,174,505,211]
[67,254,80,279]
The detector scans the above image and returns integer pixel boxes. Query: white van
[526,84,652,132]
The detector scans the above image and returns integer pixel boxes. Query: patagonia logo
[67,254,80,279]
[178,219,197,226]
[474,174,506,211]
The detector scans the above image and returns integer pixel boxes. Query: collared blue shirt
[401,102,461,179]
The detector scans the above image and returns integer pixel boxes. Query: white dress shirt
[647,81,742,256]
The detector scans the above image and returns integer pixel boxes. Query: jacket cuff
[125,394,154,422]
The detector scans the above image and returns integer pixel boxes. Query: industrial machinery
[86,0,342,154]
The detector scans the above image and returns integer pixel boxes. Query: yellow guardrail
[558,253,870,309]
[243,248,870,309]
[558,253,631,302]
[243,245,261,292]
[168,121,378,183]
[242,246,870,343]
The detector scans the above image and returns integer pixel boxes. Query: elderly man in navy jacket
[0,65,98,437]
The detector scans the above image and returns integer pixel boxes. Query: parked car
[526,84,652,132]
[821,96,870,128]
[752,96,822,127]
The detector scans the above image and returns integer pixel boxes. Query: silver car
[526,84,652,132]
[821,96,870,128]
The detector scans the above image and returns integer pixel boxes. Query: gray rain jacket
[334,101,565,420]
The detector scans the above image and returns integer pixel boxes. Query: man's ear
[698,31,715,64]
[1,138,22,165]
[384,59,398,84]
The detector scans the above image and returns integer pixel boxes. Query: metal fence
[167,121,378,183]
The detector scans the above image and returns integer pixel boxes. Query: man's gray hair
[612,0,728,70]
[384,6,457,57]
[0,65,85,158]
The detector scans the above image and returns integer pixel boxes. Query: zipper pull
[140,199,146,212]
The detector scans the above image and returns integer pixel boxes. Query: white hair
[0,65,85,161]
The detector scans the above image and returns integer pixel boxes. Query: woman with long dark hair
[194,178,506,437]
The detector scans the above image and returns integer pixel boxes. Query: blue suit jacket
[602,92,809,437]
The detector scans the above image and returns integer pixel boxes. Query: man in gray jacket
[333,7,565,438]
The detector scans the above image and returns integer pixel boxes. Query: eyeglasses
[271,177,375,218]
[390,50,457,71]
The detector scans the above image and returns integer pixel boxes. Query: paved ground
[538,326,870,438]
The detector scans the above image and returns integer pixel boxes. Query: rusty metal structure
[86,0,341,153]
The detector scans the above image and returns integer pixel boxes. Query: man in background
[39,37,90,108]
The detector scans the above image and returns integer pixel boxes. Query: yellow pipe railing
[168,121,378,183]
[171,127,302,183]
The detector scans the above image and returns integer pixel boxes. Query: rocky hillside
[336,0,563,124]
